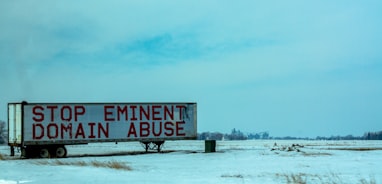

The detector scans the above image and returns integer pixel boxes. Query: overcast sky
[1,1,382,137]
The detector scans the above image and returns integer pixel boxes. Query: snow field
[1,140,381,183]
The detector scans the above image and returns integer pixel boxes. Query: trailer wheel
[55,146,67,158]
[21,147,28,158]
[39,148,50,158]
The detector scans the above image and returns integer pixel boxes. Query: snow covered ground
[1,140,382,183]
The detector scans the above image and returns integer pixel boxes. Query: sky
[1,0,382,137]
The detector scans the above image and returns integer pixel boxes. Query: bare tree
[0,120,6,144]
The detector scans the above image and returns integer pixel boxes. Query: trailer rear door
[8,103,22,146]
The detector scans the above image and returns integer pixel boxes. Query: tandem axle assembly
[11,145,68,158]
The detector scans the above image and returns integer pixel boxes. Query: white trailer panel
[20,103,197,145]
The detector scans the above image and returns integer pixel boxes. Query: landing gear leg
[154,141,165,152]
[140,141,165,152]
[143,142,150,152]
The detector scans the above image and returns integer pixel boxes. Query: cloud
[1,1,382,137]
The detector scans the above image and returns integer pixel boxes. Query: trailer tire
[39,148,50,158]
[55,146,67,158]
[21,147,28,158]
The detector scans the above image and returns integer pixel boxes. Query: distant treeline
[198,128,269,141]
[198,129,382,141]
[1,119,382,143]
[363,131,382,140]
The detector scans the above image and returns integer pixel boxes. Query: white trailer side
[8,102,197,158]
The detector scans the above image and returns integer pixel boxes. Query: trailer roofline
[9,102,197,105]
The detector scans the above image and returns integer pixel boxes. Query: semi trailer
[8,102,197,158]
